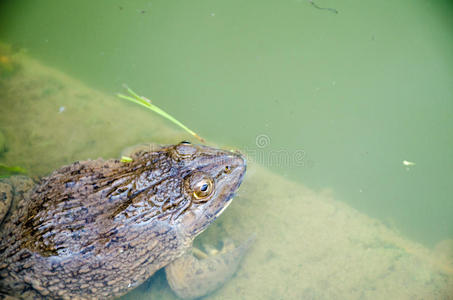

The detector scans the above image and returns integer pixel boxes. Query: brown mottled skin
[0,143,248,299]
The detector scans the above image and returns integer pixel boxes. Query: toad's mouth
[212,164,246,219]
[215,197,233,218]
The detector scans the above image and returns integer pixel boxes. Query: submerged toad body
[0,143,250,299]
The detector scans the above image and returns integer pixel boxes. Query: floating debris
[402,160,416,166]
[120,156,133,163]
[117,86,206,143]
[308,0,338,14]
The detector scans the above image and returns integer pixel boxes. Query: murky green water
[1,0,453,298]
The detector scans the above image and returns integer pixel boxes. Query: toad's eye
[224,165,231,173]
[193,177,214,200]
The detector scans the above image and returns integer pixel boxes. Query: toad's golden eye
[224,165,231,174]
[193,178,214,200]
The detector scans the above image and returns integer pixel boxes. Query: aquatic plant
[117,87,205,143]
[0,164,27,178]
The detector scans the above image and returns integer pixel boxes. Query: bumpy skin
[0,143,246,299]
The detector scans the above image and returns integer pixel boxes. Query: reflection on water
[1,0,452,298]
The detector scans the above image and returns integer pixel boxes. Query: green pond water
[0,0,453,298]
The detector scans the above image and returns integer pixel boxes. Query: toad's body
[0,143,249,299]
